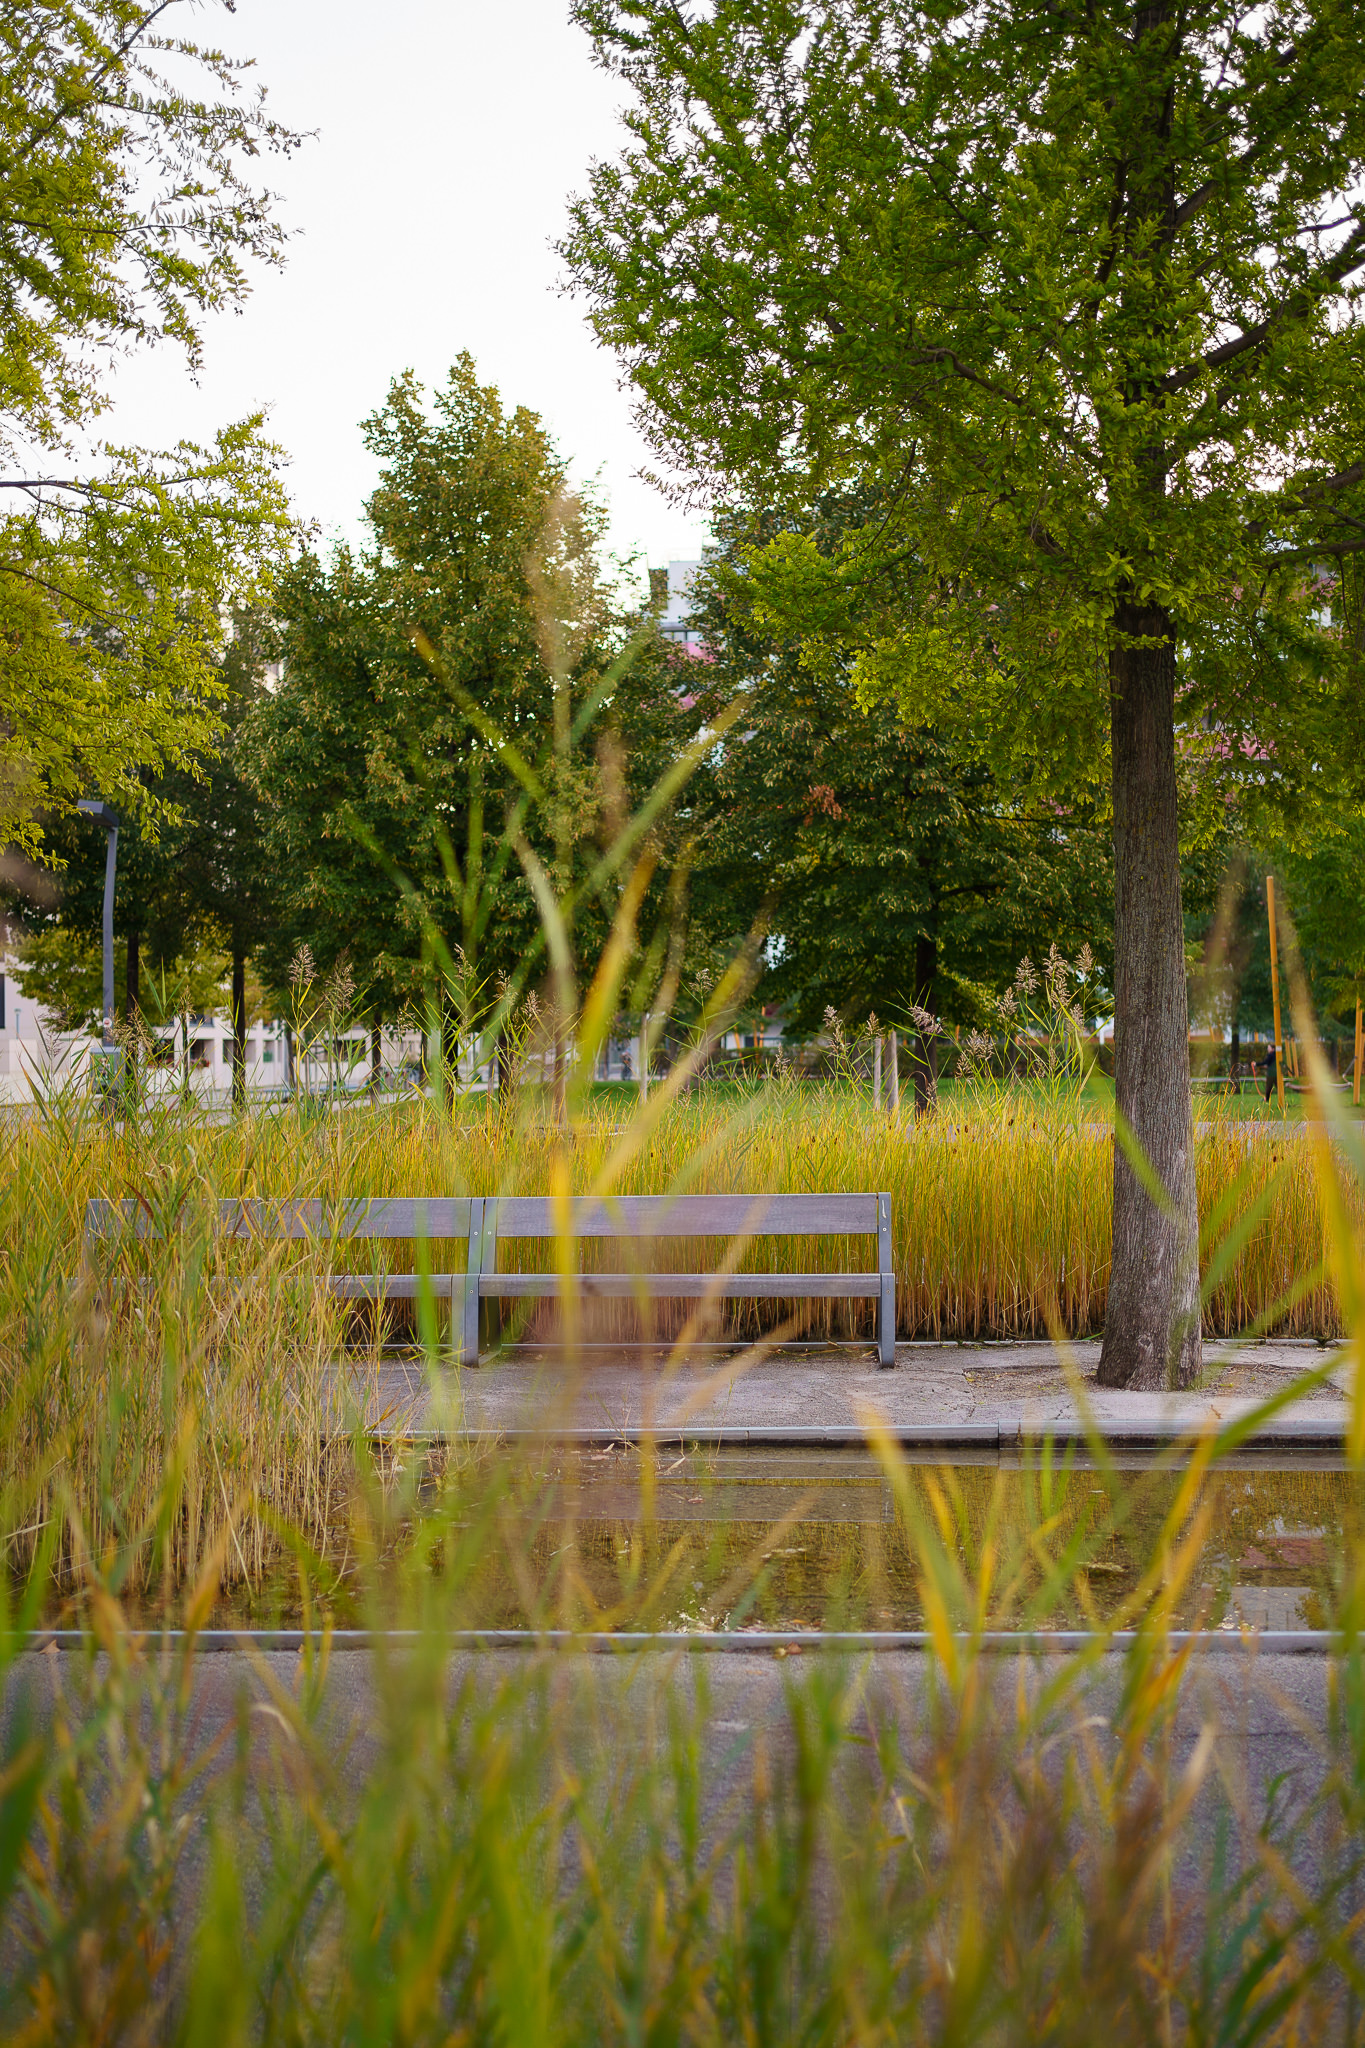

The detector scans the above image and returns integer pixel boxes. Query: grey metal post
[76,800,119,1048]
[101,821,117,1043]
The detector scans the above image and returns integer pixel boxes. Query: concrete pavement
[331,1335,1354,1442]
[6,1641,1350,1917]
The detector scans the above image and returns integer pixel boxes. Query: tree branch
[906,346,1024,410]
[1243,460,1365,544]
[1163,222,1365,393]
[1266,538,1365,563]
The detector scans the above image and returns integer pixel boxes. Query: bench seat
[85,1189,898,1367]
[476,1191,895,1365]
[479,1272,882,1298]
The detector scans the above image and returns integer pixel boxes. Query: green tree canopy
[248,357,693,1047]
[563,0,1365,1388]
[8,609,283,1087]
[1,2,301,847]
[686,504,1114,1037]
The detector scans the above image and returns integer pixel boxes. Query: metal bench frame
[474,1191,895,1368]
[84,1197,485,1363]
[85,1190,896,1369]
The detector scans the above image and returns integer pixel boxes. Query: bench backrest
[85,1197,476,1242]
[484,1193,882,1239]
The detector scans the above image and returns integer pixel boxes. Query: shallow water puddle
[97,1446,1364,1635]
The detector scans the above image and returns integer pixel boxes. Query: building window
[222,1040,234,1062]
[263,1043,273,1065]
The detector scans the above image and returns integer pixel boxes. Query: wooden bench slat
[487,1193,880,1238]
[221,1197,475,1239]
[479,1271,881,1299]
[329,1275,460,1300]
[87,1197,475,1240]
[317,1198,473,1239]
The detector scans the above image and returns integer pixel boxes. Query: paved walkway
[334,1336,1354,1441]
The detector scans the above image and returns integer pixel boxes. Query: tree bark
[1097,603,1201,1389]
[231,949,247,1115]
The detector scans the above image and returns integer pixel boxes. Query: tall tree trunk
[231,948,247,1115]
[125,929,140,1024]
[1097,603,1201,1390]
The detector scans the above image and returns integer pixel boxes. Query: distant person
[1263,1044,1277,1102]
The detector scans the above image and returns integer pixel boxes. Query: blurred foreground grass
[4,1074,1365,2039]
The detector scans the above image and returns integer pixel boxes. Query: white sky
[98,0,710,583]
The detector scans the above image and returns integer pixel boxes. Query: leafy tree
[9,799,185,1024]
[12,921,228,1038]
[1186,847,1277,1067]
[686,505,1115,1039]
[2,429,293,848]
[155,612,283,1107]
[248,358,693,1065]
[563,0,1365,1387]
[0,2,301,846]
[8,611,281,1109]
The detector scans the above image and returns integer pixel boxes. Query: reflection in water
[170,1445,1362,1636]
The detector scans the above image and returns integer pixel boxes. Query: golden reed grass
[9,1085,1340,1337]
[0,1083,1347,1601]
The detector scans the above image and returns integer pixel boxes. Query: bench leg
[877,1192,896,1366]
[877,1274,896,1367]
[458,1273,481,1366]
[458,1198,483,1366]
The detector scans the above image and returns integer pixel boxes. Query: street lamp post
[76,799,119,1080]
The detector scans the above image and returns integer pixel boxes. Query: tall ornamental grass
[1,1027,1365,2037]
[0,1077,1351,1603]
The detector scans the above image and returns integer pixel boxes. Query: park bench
[83,1197,483,1363]
[473,1191,896,1368]
[84,1190,897,1368]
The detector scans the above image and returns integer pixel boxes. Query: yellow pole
[1267,875,1285,1115]
[1354,994,1362,1108]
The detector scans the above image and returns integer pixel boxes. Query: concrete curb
[378,1417,1352,1450]
[20,1628,1342,1655]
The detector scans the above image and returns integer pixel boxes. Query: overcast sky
[100,0,709,582]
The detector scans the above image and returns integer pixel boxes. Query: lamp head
[76,799,119,829]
